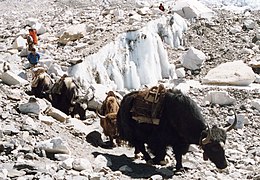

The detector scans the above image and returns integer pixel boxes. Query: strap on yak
[144,84,166,103]
[131,84,166,125]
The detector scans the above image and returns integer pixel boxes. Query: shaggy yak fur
[117,89,236,172]
[31,67,53,100]
[97,91,120,147]
[31,72,88,120]
[49,75,87,120]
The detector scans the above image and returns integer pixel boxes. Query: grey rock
[7,169,26,178]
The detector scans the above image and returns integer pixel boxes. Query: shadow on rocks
[92,152,174,179]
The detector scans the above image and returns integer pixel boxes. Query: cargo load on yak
[131,84,167,125]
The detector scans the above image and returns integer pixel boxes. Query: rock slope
[0,0,259,179]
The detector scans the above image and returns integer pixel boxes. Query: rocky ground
[0,0,260,179]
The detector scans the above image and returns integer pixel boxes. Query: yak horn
[96,109,106,119]
[202,123,211,145]
[225,111,237,132]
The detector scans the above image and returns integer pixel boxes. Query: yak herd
[29,66,237,174]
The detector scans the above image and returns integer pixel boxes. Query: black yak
[49,75,88,120]
[117,89,237,172]
[30,72,88,120]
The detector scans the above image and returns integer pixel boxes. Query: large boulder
[203,91,236,105]
[0,70,28,86]
[12,36,27,50]
[36,137,71,155]
[18,97,50,114]
[181,47,206,70]
[202,60,256,86]
[58,24,86,45]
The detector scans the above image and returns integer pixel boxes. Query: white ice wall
[68,14,187,90]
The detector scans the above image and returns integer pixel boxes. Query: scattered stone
[54,154,71,161]
[73,158,93,172]
[45,107,68,122]
[7,169,26,178]
[203,90,236,105]
[94,154,110,172]
[2,124,20,135]
[36,137,71,155]
[12,36,27,50]
[176,67,186,78]
[61,158,74,170]
[182,47,206,70]
[1,70,29,86]
[172,0,214,19]
[251,99,260,111]
[0,169,8,179]
[150,174,163,180]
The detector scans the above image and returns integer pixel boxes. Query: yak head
[70,87,95,120]
[71,97,88,120]
[97,112,118,137]
[105,96,120,114]
[200,112,237,169]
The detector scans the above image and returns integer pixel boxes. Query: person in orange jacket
[29,28,38,45]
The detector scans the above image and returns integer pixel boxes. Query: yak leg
[152,147,167,165]
[174,150,184,171]
[147,141,167,165]
[109,136,116,147]
[173,144,189,172]
[134,143,151,162]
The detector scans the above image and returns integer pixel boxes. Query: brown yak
[96,91,120,147]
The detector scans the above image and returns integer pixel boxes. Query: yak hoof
[159,159,168,166]
[174,167,188,175]
[174,168,185,175]
[151,157,169,166]
[147,159,153,165]
[115,139,124,146]
[134,153,143,160]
